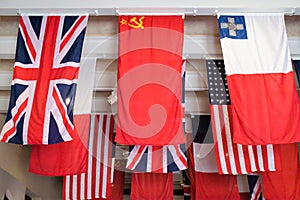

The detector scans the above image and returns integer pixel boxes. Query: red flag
[62,114,114,200]
[195,172,240,200]
[218,14,300,144]
[116,15,185,145]
[29,114,89,176]
[112,160,126,200]
[130,172,173,200]
[262,143,300,199]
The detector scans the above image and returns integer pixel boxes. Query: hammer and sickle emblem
[127,16,145,29]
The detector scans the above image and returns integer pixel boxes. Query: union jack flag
[0,15,88,144]
[247,174,264,200]
[126,144,187,173]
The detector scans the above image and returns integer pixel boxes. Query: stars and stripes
[0,15,88,144]
[63,114,114,200]
[206,60,281,174]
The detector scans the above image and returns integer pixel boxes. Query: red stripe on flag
[127,146,146,170]
[52,87,74,137]
[28,16,60,144]
[1,98,28,142]
[60,16,86,52]
[174,145,188,168]
[231,141,242,174]
[218,105,232,174]
[19,17,36,61]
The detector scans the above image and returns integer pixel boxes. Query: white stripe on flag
[147,146,152,172]
[65,176,70,200]
[266,144,275,171]
[237,144,247,174]
[223,105,237,174]
[102,115,111,198]
[95,115,104,198]
[256,145,265,171]
[213,105,228,174]
[87,115,95,199]
[162,146,168,173]
[80,173,85,200]
[72,175,77,199]
[248,146,257,172]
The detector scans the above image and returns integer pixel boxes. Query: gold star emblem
[120,19,127,25]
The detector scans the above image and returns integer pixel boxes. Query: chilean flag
[218,14,300,145]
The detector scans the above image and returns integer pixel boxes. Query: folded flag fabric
[116,15,185,145]
[0,15,88,144]
[218,13,300,145]
[63,114,114,200]
[130,172,173,200]
[204,60,281,174]
[194,172,240,200]
[29,114,89,176]
[261,143,300,200]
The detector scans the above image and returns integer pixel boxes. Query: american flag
[0,15,88,144]
[63,114,114,200]
[207,60,281,174]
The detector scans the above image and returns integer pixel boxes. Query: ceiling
[0,0,299,16]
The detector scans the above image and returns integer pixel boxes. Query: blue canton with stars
[206,60,231,105]
[218,15,248,39]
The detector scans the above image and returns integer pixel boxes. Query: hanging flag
[205,60,281,175]
[116,15,185,145]
[28,58,96,176]
[293,60,300,85]
[63,114,115,200]
[112,160,126,200]
[29,114,89,176]
[262,143,300,199]
[126,61,187,173]
[218,13,300,145]
[247,174,264,200]
[0,15,88,144]
[194,171,240,200]
[126,144,187,173]
[130,172,173,200]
